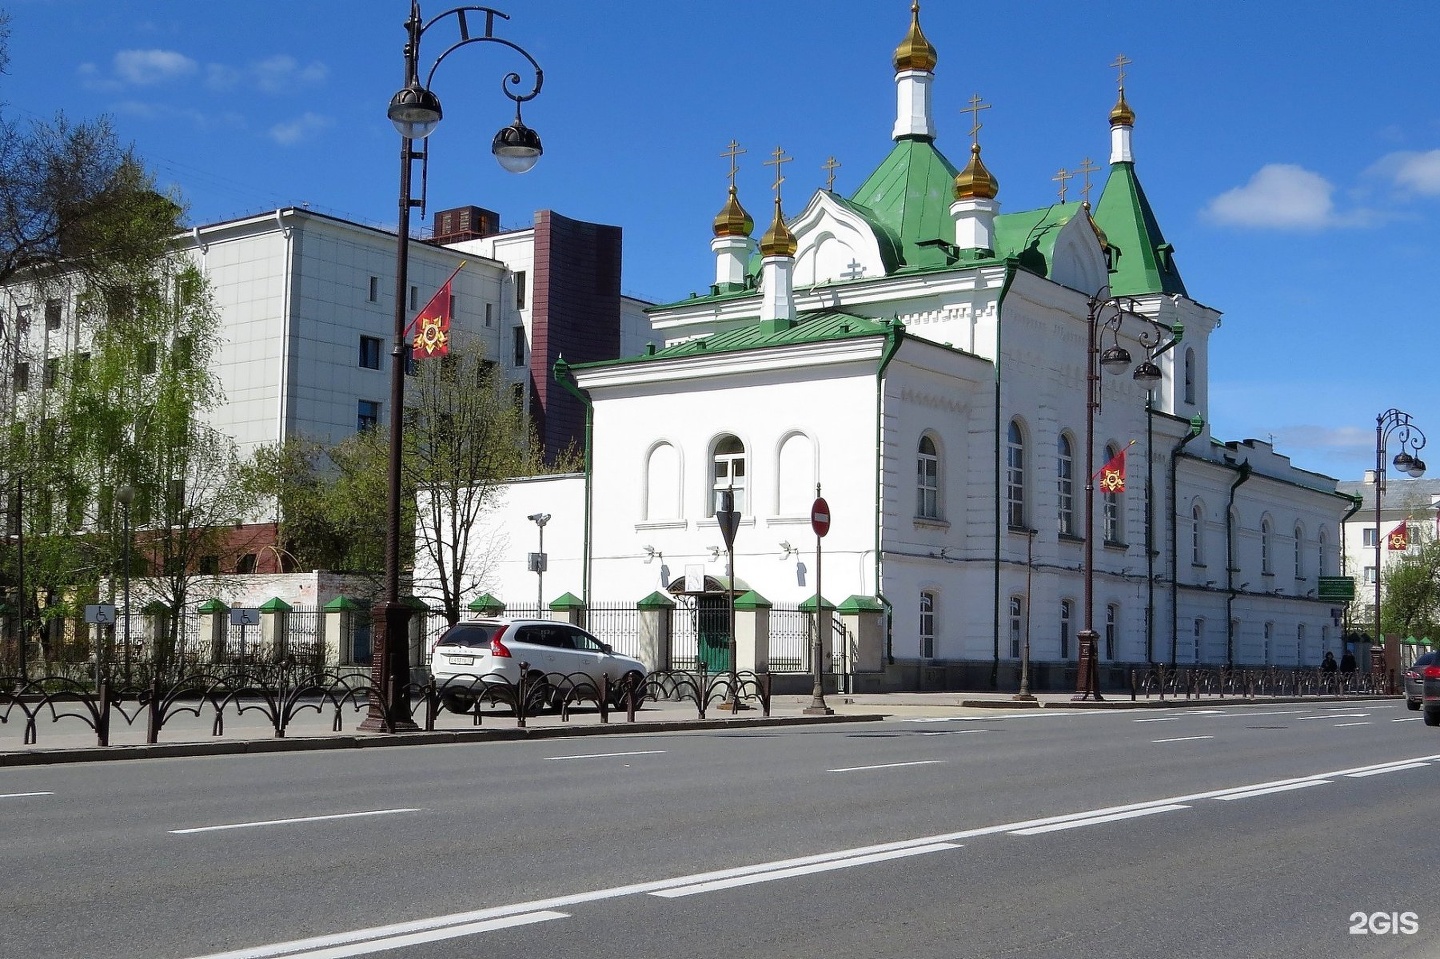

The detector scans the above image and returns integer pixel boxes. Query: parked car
[430,617,647,714]
[1424,662,1440,727]
[1403,651,1437,710]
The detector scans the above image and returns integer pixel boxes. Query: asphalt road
[3,701,1435,959]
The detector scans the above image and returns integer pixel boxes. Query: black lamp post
[10,478,25,684]
[1373,409,1425,660]
[362,1,544,733]
[117,484,134,687]
[1075,289,1177,701]
[714,487,745,711]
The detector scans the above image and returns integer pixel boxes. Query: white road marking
[0,791,53,799]
[652,843,960,898]
[1134,717,1181,723]
[186,911,566,959]
[1333,722,1371,728]
[1152,736,1214,743]
[1393,717,1424,722]
[169,808,419,835]
[828,760,946,773]
[1010,805,1190,835]
[546,750,666,761]
[1216,781,1329,801]
[1345,763,1430,778]
[1298,713,1369,721]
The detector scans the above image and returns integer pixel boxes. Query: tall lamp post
[10,478,25,684]
[527,512,550,614]
[363,1,544,732]
[1075,289,1179,701]
[117,484,134,687]
[1373,409,1425,660]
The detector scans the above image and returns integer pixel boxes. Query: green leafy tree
[1381,529,1440,642]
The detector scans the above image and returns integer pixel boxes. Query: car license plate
[449,655,474,665]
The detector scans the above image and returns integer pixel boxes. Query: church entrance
[668,574,748,673]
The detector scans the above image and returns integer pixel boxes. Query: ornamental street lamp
[1075,289,1178,701]
[1373,409,1425,662]
[363,1,544,733]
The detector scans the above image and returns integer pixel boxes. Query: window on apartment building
[1059,599,1073,659]
[919,591,936,659]
[44,298,62,330]
[1105,604,1118,659]
[174,336,195,371]
[359,336,383,370]
[199,555,220,575]
[42,358,57,389]
[74,352,91,383]
[357,399,381,432]
[1364,566,1377,584]
[13,362,27,391]
[368,276,380,303]
[1009,597,1023,658]
[1362,527,1377,548]
[236,554,258,574]
[512,325,526,367]
[515,270,527,310]
[511,383,525,414]
[166,479,185,517]
[16,304,29,336]
[140,342,158,375]
[409,285,418,311]
[485,302,494,327]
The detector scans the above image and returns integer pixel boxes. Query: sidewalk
[0,688,1399,767]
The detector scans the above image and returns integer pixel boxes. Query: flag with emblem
[408,262,464,360]
[1096,445,1128,494]
[1388,522,1409,551]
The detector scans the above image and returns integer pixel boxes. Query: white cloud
[112,49,198,86]
[1202,164,1339,229]
[269,112,331,145]
[251,55,328,94]
[1369,149,1440,196]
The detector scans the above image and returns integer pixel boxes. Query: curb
[1043,695,1397,710]
[0,712,887,767]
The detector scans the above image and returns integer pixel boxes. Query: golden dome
[893,2,937,73]
[1109,88,1135,126]
[954,144,999,200]
[712,187,754,238]
[759,198,797,257]
[1083,200,1110,252]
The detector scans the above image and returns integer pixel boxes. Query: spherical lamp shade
[1132,359,1162,383]
[1408,458,1426,478]
[388,83,443,139]
[492,119,543,174]
[1394,451,1415,472]
[1099,345,1132,374]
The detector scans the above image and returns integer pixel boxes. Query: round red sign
[811,497,831,537]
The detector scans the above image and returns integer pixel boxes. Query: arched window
[917,434,940,519]
[1059,599,1073,659]
[777,432,815,516]
[1183,348,1196,406]
[1261,517,1273,575]
[1191,502,1206,566]
[1104,604,1118,659]
[644,442,681,520]
[1318,528,1330,577]
[1009,597,1023,658]
[1007,419,1026,529]
[1057,433,1075,536]
[1103,443,1123,543]
[711,434,746,514]
[1293,523,1305,580]
[919,591,936,659]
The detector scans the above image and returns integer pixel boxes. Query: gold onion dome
[713,187,754,238]
[1084,200,1110,251]
[893,2,937,72]
[759,199,797,257]
[1110,89,1135,126]
[954,144,999,200]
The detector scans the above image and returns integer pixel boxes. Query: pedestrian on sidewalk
[1321,651,1337,674]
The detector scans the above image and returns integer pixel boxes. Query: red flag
[1388,522,1409,551]
[409,263,464,360]
[1096,446,1126,494]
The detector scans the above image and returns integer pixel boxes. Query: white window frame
[1057,433,1075,536]
[919,591,936,659]
[917,434,939,519]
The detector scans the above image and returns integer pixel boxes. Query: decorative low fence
[0,665,773,749]
[1128,665,1392,701]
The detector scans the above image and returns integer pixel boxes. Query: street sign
[84,604,116,625]
[230,607,260,626]
[528,552,548,573]
[715,489,739,549]
[1318,576,1355,601]
[811,497,831,538]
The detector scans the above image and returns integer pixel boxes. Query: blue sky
[4,0,1439,483]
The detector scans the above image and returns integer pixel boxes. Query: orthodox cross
[823,156,841,192]
[1076,157,1101,207]
[960,93,990,146]
[1052,167,1072,203]
[764,145,792,202]
[1110,53,1132,90]
[721,139,745,191]
[841,260,865,281]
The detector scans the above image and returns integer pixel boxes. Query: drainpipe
[874,320,904,664]
[991,264,1018,689]
[1224,460,1253,668]
[1166,414,1204,665]
[1338,492,1364,637]
[553,357,592,608]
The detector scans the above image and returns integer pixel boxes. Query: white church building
[432,4,1355,690]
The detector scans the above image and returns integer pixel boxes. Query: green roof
[993,203,1086,280]
[849,138,960,269]
[1094,161,1187,296]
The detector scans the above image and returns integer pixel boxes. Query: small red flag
[1388,522,1409,551]
[411,277,452,360]
[1097,446,1126,494]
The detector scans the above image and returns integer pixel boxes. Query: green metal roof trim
[849,139,960,268]
[992,203,1084,280]
[259,597,293,613]
[323,595,364,611]
[196,598,229,614]
[573,310,892,370]
[549,591,585,610]
[1094,161,1187,297]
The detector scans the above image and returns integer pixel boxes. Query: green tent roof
[849,138,960,269]
[1094,161,1187,296]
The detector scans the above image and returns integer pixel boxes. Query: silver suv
[430,617,647,713]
